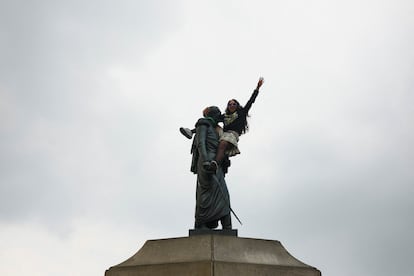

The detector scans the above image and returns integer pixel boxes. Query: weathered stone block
[105,233,321,276]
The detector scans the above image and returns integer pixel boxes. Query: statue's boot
[194,222,209,230]
[220,213,232,230]
[206,220,219,229]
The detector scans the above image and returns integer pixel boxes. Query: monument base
[105,232,321,276]
[189,228,238,236]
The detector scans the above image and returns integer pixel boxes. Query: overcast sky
[1,0,413,275]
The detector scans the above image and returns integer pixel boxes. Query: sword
[212,173,243,226]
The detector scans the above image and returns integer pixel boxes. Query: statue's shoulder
[195,118,211,127]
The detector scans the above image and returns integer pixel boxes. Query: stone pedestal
[105,231,321,276]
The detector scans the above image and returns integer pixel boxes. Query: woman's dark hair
[225,99,250,134]
[225,99,241,114]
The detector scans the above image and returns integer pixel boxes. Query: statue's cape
[190,118,213,174]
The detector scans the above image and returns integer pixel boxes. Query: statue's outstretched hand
[256,77,264,90]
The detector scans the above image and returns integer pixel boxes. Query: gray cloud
[1,1,413,276]
[0,0,184,226]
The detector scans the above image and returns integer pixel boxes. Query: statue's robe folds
[191,118,231,228]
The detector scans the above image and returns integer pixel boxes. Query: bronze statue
[185,78,265,230]
[191,106,232,229]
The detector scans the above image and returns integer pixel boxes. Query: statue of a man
[190,106,232,230]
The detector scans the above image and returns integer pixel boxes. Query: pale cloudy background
[1,0,413,275]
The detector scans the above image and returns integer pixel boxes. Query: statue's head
[204,106,221,124]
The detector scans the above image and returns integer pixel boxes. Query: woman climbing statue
[181,77,264,172]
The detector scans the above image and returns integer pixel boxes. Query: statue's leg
[220,213,232,230]
[206,220,219,229]
[195,221,210,230]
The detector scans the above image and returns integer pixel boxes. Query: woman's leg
[215,140,229,164]
[179,127,196,139]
